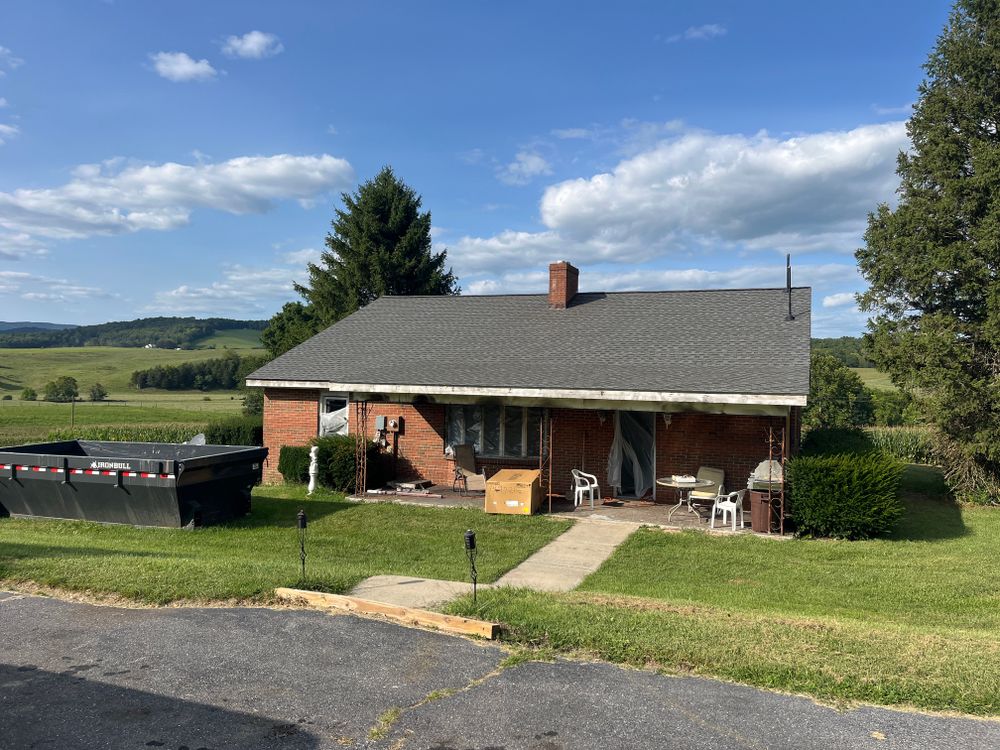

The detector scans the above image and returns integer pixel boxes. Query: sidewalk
[346,518,640,607]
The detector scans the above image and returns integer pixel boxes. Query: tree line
[0,317,265,349]
[810,337,874,368]
[130,352,269,391]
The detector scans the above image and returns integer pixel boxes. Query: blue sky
[0,0,948,334]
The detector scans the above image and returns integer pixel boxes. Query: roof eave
[246,378,806,407]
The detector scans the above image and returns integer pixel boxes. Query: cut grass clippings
[0,485,570,605]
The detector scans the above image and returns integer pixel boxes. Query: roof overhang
[246,379,806,412]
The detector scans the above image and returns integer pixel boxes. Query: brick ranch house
[247,262,810,500]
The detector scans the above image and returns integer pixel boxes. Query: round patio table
[656,477,715,521]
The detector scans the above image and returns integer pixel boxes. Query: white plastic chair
[711,489,747,531]
[571,469,600,510]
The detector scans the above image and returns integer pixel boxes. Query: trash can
[749,490,774,533]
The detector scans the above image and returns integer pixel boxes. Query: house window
[320,395,348,436]
[445,405,543,458]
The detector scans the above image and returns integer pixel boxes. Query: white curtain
[607,411,655,498]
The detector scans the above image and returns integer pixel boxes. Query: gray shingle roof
[249,288,811,396]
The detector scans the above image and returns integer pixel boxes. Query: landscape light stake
[464,529,478,603]
[297,509,308,581]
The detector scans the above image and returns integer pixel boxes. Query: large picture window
[446,405,542,458]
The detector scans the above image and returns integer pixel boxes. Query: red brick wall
[262,388,320,483]
[264,389,802,494]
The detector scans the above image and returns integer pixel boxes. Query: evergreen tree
[296,166,458,326]
[262,167,458,357]
[856,0,1000,501]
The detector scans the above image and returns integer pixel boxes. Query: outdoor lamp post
[464,529,478,603]
[297,509,307,580]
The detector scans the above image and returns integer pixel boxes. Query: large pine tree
[857,0,1000,501]
[263,167,458,356]
[297,166,458,326]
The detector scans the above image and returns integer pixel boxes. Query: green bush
[788,453,905,539]
[1,395,11,401]
[866,426,934,464]
[47,424,206,442]
[313,435,386,492]
[801,428,875,457]
[20,387,37,401]
[278,445,311,484]
[203,415,263,446]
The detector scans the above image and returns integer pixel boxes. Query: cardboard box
[485,469,541,515]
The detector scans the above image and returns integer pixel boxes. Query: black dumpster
[0,440,267,528]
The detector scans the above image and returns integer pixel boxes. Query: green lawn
[0,345,262,394]
[852,367,896,391]
[193,328,263,349]
[0,485,570,605]
[448,467,1000,715]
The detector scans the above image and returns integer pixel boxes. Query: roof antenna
[785,254,795,321]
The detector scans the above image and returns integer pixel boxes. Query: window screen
[445,405,542,457]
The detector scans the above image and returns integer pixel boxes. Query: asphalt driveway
[0,591,996,749]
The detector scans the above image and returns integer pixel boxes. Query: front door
[609,411,656,498]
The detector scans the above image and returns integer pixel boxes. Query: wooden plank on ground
[274,587,499,639]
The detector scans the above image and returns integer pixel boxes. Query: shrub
[871,389,912,426]
[20,387,37,401]
[278,446,311,484]
[89,382,108,402]
[1,394,11,401]
[788,453,905,539]
[313,435,387,493]
[203,415,263,446]
[801,428,875,457]
[47,424,206,442]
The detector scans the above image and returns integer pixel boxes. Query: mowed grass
[0,344,262,394]
[852,367,896,391]
[448,467,1000,715]
[0,485,570,604]
[193,328,263,349]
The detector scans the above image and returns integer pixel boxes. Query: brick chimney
[548,261,579,309]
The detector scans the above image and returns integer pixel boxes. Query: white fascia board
[246,379,807,407]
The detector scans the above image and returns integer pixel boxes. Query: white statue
[307,445,319,495]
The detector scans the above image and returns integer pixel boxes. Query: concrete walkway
[346,517,640,607]
[494,518,639,592]
[347,575,472,609]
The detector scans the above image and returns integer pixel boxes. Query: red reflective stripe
[17,466,29,471]
[85,469,98,475]
[33,467,44,472]
[140,472,154,478]
[160,474,171,479]
[72,469,84,474]
[49,468,61,473]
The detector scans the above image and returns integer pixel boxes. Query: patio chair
[688,466,725,510]
[571,469,600,510]
[711,489,747,531]
[452,443,486,495]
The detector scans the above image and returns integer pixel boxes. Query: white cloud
[147,260,308,315]
[326,124,339,136]
[0,153,355,242]
[0,98,8,108]
[822,291,857,308]
[0,270,116,303]
[0,232,47,260]
[222,31,283,59]
[283,247,322,266]
[150,51,218,82]
[463,262,858,296]
[459,148,486,165]
[0,123,18,145]
[668,24,727,43]
[0,45,24,74]
[497,151,553,186]
[539,122,906,254]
